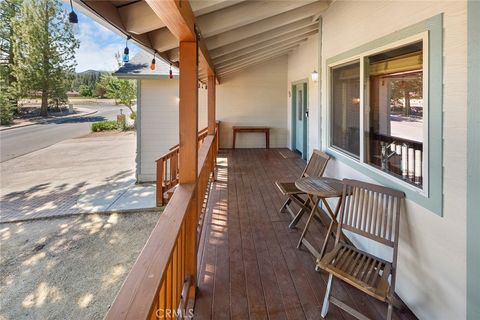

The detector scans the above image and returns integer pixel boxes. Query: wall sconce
[311,70,318,82]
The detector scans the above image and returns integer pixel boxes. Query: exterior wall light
[311,70,318,82]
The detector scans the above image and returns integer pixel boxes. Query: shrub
[91,120,118,132]
[79,84,93,97]
[0,91,14,125]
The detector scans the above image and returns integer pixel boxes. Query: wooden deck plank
[241,149,288,320]
[233,151,269,319]
[224,153,250,320]
[211,162,231,320]
[193,149,418,320]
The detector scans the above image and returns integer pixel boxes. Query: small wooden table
[232,126,270,149]
[294,177,344,260]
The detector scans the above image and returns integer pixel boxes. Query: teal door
[294,84,307,157]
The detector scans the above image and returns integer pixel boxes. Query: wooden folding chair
[317,179,405,320]
[275,150,330,228]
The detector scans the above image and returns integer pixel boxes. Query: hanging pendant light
[169,63,173,79]
[68,0,78,24]
[150,50,157,70]
[123,36,131,63]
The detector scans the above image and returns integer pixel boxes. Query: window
[366,42,424,188]
[330,61,360,158]
[324,15,443,215]
[329,39,427,190]
[298,90,303,120]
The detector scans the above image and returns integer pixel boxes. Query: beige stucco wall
[288,1,467,319]
[217,55,289,148]
[138,78,207,182]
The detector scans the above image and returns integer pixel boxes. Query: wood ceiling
[76,0,330,82]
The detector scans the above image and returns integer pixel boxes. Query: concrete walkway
[0,131,156,223]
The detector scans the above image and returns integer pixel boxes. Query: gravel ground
[0,211,160,320]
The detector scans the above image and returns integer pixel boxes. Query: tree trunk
[403,88,411,116]
[40,88,48,117]
[40,89,48,116]
[40,0,49,117]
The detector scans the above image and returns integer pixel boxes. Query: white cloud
[74,20,139,72]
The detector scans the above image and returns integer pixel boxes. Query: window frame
[322,14,443,216]
[327,33,429,194]
[329,59,362,159]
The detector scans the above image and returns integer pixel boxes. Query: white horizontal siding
[138,79,207,182]
[316,2,467,319]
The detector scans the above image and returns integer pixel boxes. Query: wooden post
[179,41,198,301]
[179,41,198,184]
[208,74,216,135]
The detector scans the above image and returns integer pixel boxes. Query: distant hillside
[77,69,109,75]
[72,70,110,92]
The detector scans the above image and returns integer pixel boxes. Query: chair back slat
[303,150,330,178]
[338,179,404,248]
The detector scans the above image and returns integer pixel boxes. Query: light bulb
[123,47,129,63]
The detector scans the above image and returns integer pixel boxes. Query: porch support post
[208,74,216,135]
[179,41,198,184]
[179,40,198,299]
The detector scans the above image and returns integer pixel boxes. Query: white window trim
[324,32,430,196]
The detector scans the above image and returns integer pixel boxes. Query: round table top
[295,177,344,198]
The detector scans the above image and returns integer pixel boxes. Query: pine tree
[12,0,79,116]
[0,0,22,124]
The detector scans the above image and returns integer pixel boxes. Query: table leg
[297,195,320,249]
[266,130,270,149]
[232,130,236,149]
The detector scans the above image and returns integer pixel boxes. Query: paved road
[0,105,129,162]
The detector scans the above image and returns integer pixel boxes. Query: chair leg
[289,197,311,229]
[297,199,320,249]
[321,274,334,318]
[279,198,291,213]
[387,303,393,320]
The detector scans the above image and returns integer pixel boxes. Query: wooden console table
[232,126,270,149]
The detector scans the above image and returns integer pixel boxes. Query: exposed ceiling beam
[217,41,306,70]
[190,0,246,16]
[149,28,178,53]
[196,0,317,38]
[212,26,318,61]
[218,50,293,78]
[205,1,328,50]
[79,0,177,68]
[118,0,247,35]
[82,0,127,31]
[214,33,315,66]
[216,39,308,69]
[118,1,165,35]
[144,0,215,77]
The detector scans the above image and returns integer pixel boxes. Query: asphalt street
[0,105,129,162]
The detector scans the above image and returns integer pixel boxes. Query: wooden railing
[156,124,216,207]
[106,129,218,320]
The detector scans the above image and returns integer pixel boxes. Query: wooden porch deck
[194,149,417,320]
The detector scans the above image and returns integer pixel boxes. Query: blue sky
[63,4,140,72]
